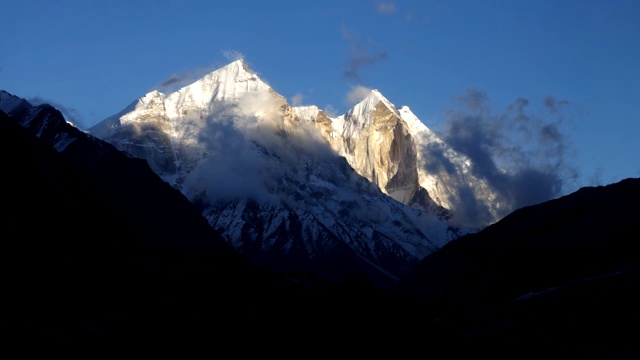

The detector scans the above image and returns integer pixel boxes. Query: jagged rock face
[297,93,439,212]
[313,109,334,139]
[378,103,421,203]
[340,101,421,204]
[297,98,499,224]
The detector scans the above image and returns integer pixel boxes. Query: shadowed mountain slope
[397,177,640,357]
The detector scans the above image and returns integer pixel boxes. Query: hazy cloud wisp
[341,25,388,84]
[157,50,246,93]
[157,66,218,93]
[222,49,245,62]
[377,1,397,14]
[290,93,304,106]
[423,89,578,226]
[181,91,338,205]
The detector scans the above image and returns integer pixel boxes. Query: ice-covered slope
[89,60,456,287]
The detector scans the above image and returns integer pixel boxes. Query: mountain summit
[299,88,435,208]
[163,59,271,112]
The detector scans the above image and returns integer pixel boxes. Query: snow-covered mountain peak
[162,60,272,118]
[346,89,396,122]
[200,59,257,85]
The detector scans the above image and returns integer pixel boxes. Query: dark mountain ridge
[398,177,640,304]
[1,92,230,250]
[397,177,640,357]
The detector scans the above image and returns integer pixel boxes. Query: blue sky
[2,0,639,193]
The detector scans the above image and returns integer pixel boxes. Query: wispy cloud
[341,25,388,83]
[376,1,396,14]
[543,95,569,114]
[323,104,338,117]
[180,91,337,204]
[422,89,578,226]
[290,93,304,106]
[158,73,189,91]
[156,50,247,93]
[222,49,245,62]
[156,66,218,93]
[345,85,372,104]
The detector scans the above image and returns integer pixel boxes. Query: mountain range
[83,59,496,286]
[2,60,639,356]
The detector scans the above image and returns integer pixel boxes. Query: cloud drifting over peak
[345,85,372,105]
[222,49,245,62]
[157,51,245,94]
[157,65,220,94]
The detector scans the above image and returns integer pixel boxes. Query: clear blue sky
[2,0,639,193]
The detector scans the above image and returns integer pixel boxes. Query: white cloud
[180,89,338,205]
[222,49,245,62]
[323,104,338,117]
[346,85,372,104]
